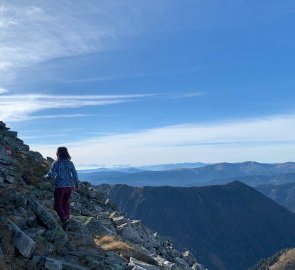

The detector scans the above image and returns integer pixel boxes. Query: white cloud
[32,114,295,166]
[0,88,8,94]
[0,1,170,83]
[0,2,114,75]
[8,113,90,122]
[0,93,151,121]
[168,92,205,99]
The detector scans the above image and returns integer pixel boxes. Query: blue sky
[1,1,295,167]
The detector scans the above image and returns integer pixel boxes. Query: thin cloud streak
[0,93,151,121]
[33,114,295,166]
[8,113,91,122]
[168,92,205,99]
[0,88,8,94]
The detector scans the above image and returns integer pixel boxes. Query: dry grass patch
[269,249,295,270]
[95,235,131,254]
[95,236,158,266]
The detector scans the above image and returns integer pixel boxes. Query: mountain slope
[249,248,295,270]
[256,181,295,212]
[99,182,295,270]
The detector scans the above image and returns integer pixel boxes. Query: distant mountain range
[78,162,207,174]
[79,161,295,187]
[98,181,295,270]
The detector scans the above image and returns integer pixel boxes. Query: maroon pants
[54,187,73,222]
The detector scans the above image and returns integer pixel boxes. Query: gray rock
[75,216,115,238]
[175,257,189,268]
[182,250,197,266]
[24,226,47,239]
[45,257,63,270]
[98,217,117,234]
[27,196,68,243]
[5,175,14,183]
[62,260,90,270]
[132,266,146,270]
[32,255,44,264]
[72,191,81,202]
[0,176,4,183]
[8,192,27,208]
[117,220,157,248]
[81,207,95,217]
[112,216,128,226]
[192,263,206,270]
[10,215,27,228]
[0,244,4,256]
[1,217,35,258]
[104,251,128,269]
[129,257,160,270]
[109,211,121,219]
[67,217,95,247]
[33,256,63,270]
[162,261,178,270]
[154,257,178,270]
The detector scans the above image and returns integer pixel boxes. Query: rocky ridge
[249,248,295,270]
[0,121,205,270]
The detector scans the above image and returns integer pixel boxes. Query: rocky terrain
[0,121,205,270]
[249,248,295,270]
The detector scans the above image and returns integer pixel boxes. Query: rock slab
[2,217,35,258]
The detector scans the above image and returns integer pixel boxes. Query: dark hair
[56,147,71,160]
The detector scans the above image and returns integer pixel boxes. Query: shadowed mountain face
[79,162,295,187]
[256,181,295,213]
[99,181,295,270]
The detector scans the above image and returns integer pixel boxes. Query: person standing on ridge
[44,146,80,230]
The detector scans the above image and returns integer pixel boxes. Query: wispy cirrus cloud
[0,1,171,84]
[168,92,205,99]
[33,114,295,166]
[0,93,152,122]
[8,113,91,122]
[0,2,114,74]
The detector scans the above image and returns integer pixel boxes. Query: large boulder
[75,216,114,237]
[129,257,160,270]
[117,220,158,248]
[33,256,63,270]
[27,196,68,243]
[67,216,95,247]
[1,217,35,258]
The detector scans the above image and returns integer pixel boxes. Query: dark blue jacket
[46,159,79,188]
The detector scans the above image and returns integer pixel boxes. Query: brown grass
[95,236,158,266]
[95,235,131,253]
[270,249,295,270]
